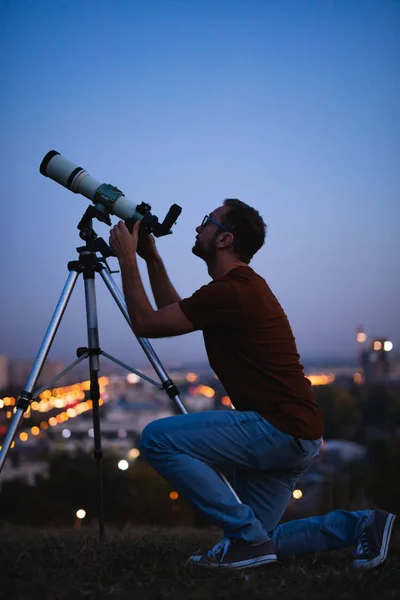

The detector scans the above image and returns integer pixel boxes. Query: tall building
[0,355,9,391]
[361,338,394,383]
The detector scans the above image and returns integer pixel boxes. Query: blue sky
[1,0,399,369]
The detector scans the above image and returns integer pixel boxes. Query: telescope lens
[40,150,60,177]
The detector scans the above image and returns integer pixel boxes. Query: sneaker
[186,537,277,569]
[352,510,396,570]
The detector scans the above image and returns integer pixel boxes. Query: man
[109,199,395,570]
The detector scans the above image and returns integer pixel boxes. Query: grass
[0,525,399,600]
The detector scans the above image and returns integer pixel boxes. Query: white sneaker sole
[353,513,396,570]
[187,553,278,569]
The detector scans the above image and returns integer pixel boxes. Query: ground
[0,526,399,600]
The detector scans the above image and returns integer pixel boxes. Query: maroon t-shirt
[179,266,324,440]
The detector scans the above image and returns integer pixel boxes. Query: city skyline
[2,1,399,366]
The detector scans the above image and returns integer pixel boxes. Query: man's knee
[139,418,170,457]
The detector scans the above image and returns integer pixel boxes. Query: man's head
[192,199,266,265]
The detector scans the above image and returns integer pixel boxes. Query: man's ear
[217,232,234,249]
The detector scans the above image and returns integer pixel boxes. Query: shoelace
[205,538,231,561]
[355,531,369,557]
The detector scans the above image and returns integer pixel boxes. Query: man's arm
[109,220,194,338]
[119,254,194,338]
[146,252,181,309]
[137,233,181,309]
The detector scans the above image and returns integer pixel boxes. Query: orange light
[307,374,335,386]
[31,426,40,436]
[221,396,232,407]
[169,491,179,500]
[186,372,198,383]
[191,385,215,398]
[19,432,28,441]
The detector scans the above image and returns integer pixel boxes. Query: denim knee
[139,419,169,458]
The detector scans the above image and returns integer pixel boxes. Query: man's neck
[207,256,249,280]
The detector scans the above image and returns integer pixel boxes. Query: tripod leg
[83,276,105,540]
[0,270,80,472]
[99,266,187,414]
[99,266,241,503]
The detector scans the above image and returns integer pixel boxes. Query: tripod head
[77,206,114,260]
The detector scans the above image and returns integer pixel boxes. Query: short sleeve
[179,279,240,330]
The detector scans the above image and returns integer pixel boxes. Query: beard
[192,238,217,263]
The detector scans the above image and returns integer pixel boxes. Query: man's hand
[109,220,140,264]
[137,229,158,262]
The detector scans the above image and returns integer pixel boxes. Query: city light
[0,378,111,450]
[356,332,367,343]
[221,396,232,407]
[118,460,129,471]
[292,489,303,500]
[189,385,215,398]
[306,373,335,386]
[62,429,71,439]
[373,341,382,351]
[76,509,86,519]
[186,372,198,383]
[128,448,140,459]
[169,491,179,500]
[384,341,393,352]
[127,373,139,384]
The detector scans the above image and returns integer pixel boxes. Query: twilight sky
[1,0,399,370]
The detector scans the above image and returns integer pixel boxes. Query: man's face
[192,206,229,261]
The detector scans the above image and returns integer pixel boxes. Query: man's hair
[221,199,266,263]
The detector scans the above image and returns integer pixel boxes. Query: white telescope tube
[40,150,140,220]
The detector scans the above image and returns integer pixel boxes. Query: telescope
[40,150,181,237]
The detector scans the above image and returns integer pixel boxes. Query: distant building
[361,337,396,382]
[0,355,9,390]
[9,360,66,388]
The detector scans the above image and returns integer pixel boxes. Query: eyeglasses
[200,214,231,233]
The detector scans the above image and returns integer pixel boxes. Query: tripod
[0,210,240,538]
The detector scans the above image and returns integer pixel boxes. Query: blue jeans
[140,410,370,556]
